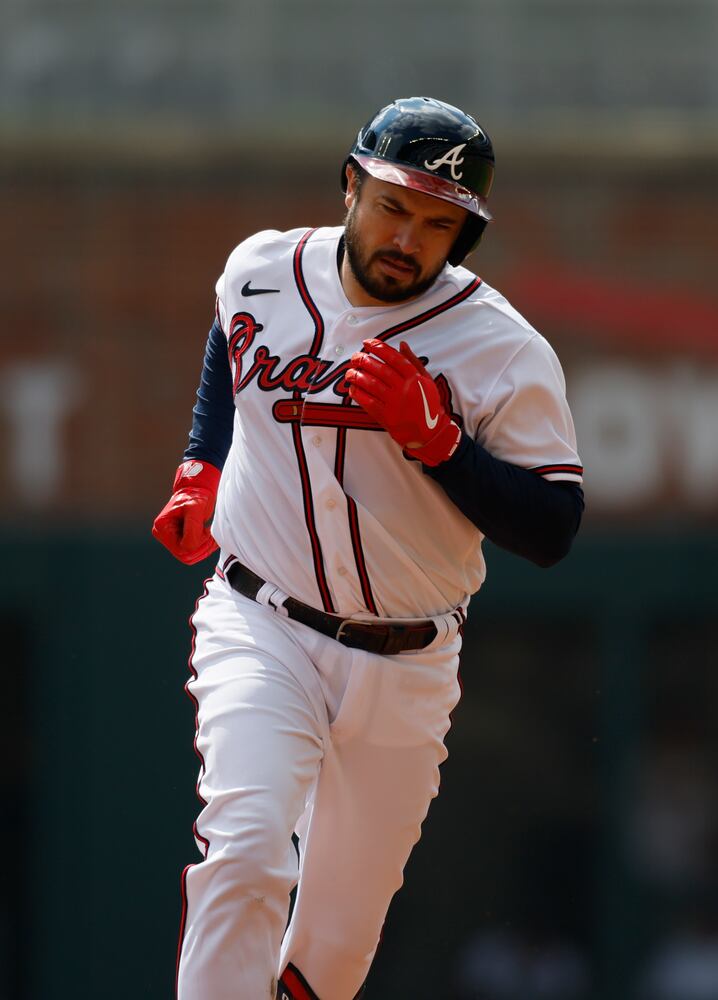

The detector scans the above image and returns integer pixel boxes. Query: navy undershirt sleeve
[425,432,584,568]
[183,320,235,469]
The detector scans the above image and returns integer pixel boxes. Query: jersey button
[347,315,359,325]
[312,435,322,446]
[326,499,336,510]
[334,345,345,355]
[337,566,348,576]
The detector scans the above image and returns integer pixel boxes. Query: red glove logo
[152,460,221,565]
[346,339,461,466]
[417,381,439,431]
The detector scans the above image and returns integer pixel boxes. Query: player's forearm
[425,432,584,567]
[184,320,235,468]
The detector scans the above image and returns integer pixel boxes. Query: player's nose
[391,220,421,256]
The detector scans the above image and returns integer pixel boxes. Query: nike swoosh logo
[241,280,280,296]
[417,381,439,430]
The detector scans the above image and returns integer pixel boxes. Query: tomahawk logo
[424,143,467,180]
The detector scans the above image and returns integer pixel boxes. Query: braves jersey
[210,225,582,620]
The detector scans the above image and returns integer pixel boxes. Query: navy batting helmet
[341,97,495,266]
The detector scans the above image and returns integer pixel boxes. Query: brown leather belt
[225,560,438,656]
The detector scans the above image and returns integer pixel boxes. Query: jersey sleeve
[214,228,288,337]
[478,334,583,484]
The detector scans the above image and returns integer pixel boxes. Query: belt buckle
[334,618,374,649]
[335,619,355,644]
[335,619,388,654]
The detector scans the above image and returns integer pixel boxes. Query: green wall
[4,531,717,999]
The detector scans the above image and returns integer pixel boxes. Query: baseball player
[153,96,584,1000]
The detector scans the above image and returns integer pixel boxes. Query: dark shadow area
[1,615,30,1000]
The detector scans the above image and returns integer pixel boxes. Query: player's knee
[202,801,295,895]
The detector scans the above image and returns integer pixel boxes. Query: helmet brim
[352,153,492,221]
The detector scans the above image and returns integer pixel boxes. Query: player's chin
[370,263,423,298]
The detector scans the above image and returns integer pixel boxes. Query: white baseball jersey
[211,225,582,620]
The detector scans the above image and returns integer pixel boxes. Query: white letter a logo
[424,143,467,180]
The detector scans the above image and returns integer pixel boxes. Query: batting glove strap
[172,459,221,494]
[405,419,462,467]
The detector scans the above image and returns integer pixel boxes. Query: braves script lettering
[227,312,352,398]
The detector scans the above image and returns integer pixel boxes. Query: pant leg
[279,633,462,1000]
[177,577,328,1000]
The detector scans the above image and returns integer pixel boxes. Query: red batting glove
[346,339,461,467]
[152,460,221,565]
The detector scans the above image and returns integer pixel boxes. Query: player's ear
[344,163,359,209]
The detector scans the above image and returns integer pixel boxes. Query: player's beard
[343,202,446,304]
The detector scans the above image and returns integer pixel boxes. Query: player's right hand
[152,460,221,565]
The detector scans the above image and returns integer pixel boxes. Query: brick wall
[1,148,716,522]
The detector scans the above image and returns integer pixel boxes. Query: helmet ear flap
[448,216,488,266]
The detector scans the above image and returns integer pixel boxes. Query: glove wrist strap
[172,459,222,493]
[406,421,461,467]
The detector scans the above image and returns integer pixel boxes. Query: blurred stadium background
[1,1,717,997]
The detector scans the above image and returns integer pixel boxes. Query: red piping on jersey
[345,492,379,614]
[290,400,336,613]
[176,577,213,998]
[333,390,379,614]
[293,228,325,356]
[531,463,583,477]
[334,426,347,479]
[290,230,335,612]
[376,276,482,343]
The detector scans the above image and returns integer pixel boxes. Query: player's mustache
[372,249,419,276]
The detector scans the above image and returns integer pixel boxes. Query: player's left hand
[346,339,461,467]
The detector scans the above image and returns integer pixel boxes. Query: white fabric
[177,572,461,1000]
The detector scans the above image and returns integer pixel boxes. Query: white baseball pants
[176,570,462,1000]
